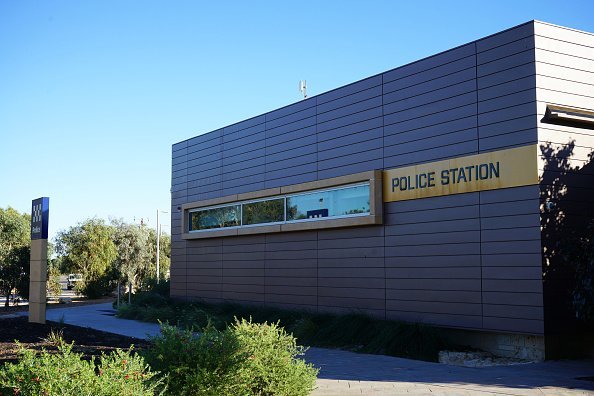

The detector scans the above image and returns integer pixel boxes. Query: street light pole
[156,209,168,284]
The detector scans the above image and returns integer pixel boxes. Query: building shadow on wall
[540,140,594,358]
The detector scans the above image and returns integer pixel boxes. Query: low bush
[118,292,451,361]
[0,340,164,396]
[143,319,318,396]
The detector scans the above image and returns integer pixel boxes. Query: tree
[112,221,152,302]
[541,142,594,326]
[55,219,117,298]
[0,207,31,307]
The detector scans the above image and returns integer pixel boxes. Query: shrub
[144,320,318,395]
[0,340,164,396]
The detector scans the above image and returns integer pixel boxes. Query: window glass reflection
[286,184,370,221]
[242,198,284,225]
[189,205,240,231]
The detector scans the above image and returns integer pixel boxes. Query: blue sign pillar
[29,197,49,324]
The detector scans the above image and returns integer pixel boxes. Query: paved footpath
[7,303,594,395]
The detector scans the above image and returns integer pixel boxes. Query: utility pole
[156,209,168,283]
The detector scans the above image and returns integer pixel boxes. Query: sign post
[29,197,49,324]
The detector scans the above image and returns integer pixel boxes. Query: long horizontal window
[188,183,370,232]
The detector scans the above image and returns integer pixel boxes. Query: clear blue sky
[1,0,593,241]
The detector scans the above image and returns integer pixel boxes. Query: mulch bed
[0,317,149,364]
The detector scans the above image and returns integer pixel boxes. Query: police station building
[170,21,594,359]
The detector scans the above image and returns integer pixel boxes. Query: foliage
[112,221,153,296]
[564,222,594,322]
[540,142,594,325]
[0,340,165,396]
[47,260,62,298]
[118,291,449,362]
[55,218,118,298]
[0,207,31,307]
[143,320,318,396]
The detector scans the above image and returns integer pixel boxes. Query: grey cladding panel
[382,44,475,83]
[476,22,534,53]
[477,49,534,78]
[318,158,382,179]
[317,96,382,124]
[317,117,383,142]
[316,75,382,104]
[317,107,383,134]
[384,78,476,113]
[266,106,316,129]
[265,96,316,121]
[223,115,265,134]
[383,92,477,123]
[317,85,382,114]
[173,21,549,335]
[385,128,477,156]
[318,127,383,152]
[477,36,535,65]
[478,76,536,102]
[383,139,478,169]
[477,63,535,90]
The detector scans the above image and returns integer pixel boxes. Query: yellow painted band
[383,145,538,202]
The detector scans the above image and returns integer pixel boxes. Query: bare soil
[0,316,148,364]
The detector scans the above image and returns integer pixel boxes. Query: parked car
[67,273,83,290]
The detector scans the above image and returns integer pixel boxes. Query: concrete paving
[5,302,594,395]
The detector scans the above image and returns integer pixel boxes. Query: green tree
[46,242,62,298]
[55,218,117,298]
[112,221,152,302]
[0,207,31,308]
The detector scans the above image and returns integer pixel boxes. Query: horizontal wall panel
[385,255,481,268]
[383,45,475,84]
[482,291,543,306]
[386,310,482,329]
[477,63,535,90]
[482,317,543,334]
[386,243,481,257]
[317,91,382,122]
[317,107,383,134]
[482,266,541,279]
[318,127,383,152]
[317,96,382,124]
[386,231,480,246]
[265,97,316,122]
[383,69,476,106]
[318,117,383,143]
[317,75,382,104]
[223,116,265,135]
[476,22,534,53]
[386,267,480,279]
[318,159,382,180]
[384,139,478,169]
[172,21,559,336]
[387,289,481,304]
[386,300,482,316]
[478,36,535,65]
[384,115,476,144]
[387,278,481,291]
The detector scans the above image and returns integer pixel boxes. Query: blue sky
[1,0,593,240]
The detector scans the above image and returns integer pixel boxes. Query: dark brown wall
[171,21,550,335]
[535,22,594,334]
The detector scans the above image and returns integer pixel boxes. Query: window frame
[182,170,382,239]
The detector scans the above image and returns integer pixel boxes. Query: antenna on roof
[299,80,307,99]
